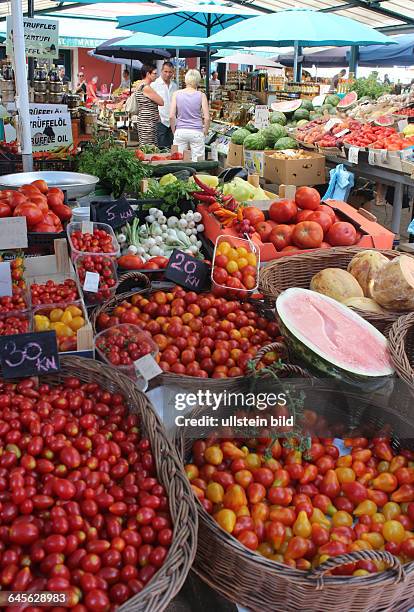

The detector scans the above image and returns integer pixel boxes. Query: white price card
[0,217,28,250]
[324,118,341,133]
[368,149,376,165]
[134,354,162,381]
[83,271,100,293]
[336,128,350,138]
[398,119,408,131]
[402,148,413,160]
[312,94,326,107]
[348,146,359,164]
[254,105,269,129]
[379,149,388,163]
[0,262,12,297]
[81,221,93,234]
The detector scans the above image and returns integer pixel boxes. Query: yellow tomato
[217,241,231,255]
[353,569,369,577]
[332,511,353,527]
[236,246,248,258]
[383,520,406,544]
[246,252,257,266]
[354,500,377,517]
[237,257,248,270]
[227,248,239,261]
[66,305,83,317]
[69,316,85,332]
[362,532,384,549]
[34,315,50,331]
[49,308,64,322]
[215,509,236,533]
[50,322,75,338]
[206,482,224,504]
[382,502,401,521]
[204,445,223,466]
[245,453,261,469]
[61,310,73,325]
[226,260,238,274]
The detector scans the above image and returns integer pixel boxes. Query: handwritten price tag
[0,217,28,250]
[0,331,60,378]
[368,149,376,165]
[96,197,135,230]
[379,149,388,163]
[134,354,162,382]
[324,118,342,133]
[81,221,94,234]
[336,128,350,138]
[164,249,210,292]
[83,272,100,293]
[348,146,359,164]
[0,262,12,297]
[254,105,269,129]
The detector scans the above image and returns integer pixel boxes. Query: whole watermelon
[293,108,310,121]
[261,124,287,147]
[244,132,267,150]
[274,137,298,150]
[325,94,340,107]
[300,100,314,111]
[270,111,287,126]
[231,128,250,145]
[245,121,258,133]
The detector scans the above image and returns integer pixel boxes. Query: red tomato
[295,186,321,210]
[31,179,48,194]
[0,202,12,218]
[296,209,314,223]
[326,222,357,246]
[317,204,336,223]
[307,211,333,235]
[255,221,273,242]
[242,206,264,226]
[9,191,27,210]
[269,224,294,251]
[29,195,49,215]
[117,255,143,270]
[292,221,323,249]
[269,199,297,224]
[13,201,43,229]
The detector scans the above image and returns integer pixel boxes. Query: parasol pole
[11,0,33,172]
[293,40,299,82]
[175,48,179,84]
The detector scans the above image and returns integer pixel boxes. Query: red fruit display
[269,200,297,224]
[295,187,321,211]
[75,255,117,304]
[70,228,117,256]
[292,221,323,249]
[326,222,357,246]
[269,225,294,252]
[30,279,79,306]
[95,324,157,368]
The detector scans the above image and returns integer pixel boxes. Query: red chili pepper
[193,175,218,196]
[192,192,217,203]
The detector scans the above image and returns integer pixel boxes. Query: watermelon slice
[374,115,394,127]
[271,100,302,114]
[276,288,394,384]
[337,91,358,111]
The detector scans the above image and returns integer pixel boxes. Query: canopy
[95,37,170,61]
[204,9,397,48]
[278,47,348,68]
[109,32,209,58]
[88,50,143,70]
[215,53,283,68]
[358,34,414,66]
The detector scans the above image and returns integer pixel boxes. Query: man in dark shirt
[329,69,346,92]
[58,66,70,84]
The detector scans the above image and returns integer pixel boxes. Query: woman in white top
[170,69,210,161]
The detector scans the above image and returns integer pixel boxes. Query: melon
[347,250,389,298]
[337,91,358,111]
[343,297,386,314]
[374,115,394,127]
[310,268,363,303]
[244,132,266,150]
[301,99,314,112]
[271,100,302,114]
[326,94,340,107]
[293,108,310,121]
[276,288,394,383]
[371,255,414,311]
[231,128,250,145]
[270,111,287,126]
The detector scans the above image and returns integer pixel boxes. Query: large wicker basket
[90,274,298,391]
[25,356,198,612]
[176,379,414,612]
[389,312,414,392]
[259,247,406,334]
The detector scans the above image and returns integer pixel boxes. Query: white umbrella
[215,52,283,69]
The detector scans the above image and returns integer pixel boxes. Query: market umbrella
[215,53,283,69]
[116,1,259,96]
[358,34,414,67]
[95,37,170,62]
[277,47,349,68]
[204,9,396,80]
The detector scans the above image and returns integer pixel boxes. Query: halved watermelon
[276,288,394,384]
[337,91,358,111]
[271,100,302,114]
[374,115,394,127]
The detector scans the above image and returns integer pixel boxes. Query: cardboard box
[264,150,326,186]
[226,142,244,167]
[25,239,94,357]
[198,190,394,262]
[244,149,266,177]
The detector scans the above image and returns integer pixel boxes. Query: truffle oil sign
[30,111,73,152]
[7,17,59,59]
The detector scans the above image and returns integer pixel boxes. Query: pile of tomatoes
[185,432,414,573]
[0,313,30,336]
[0,376,173,609]
[95,325,157,368]
[69,229,118,257]
[246,187,359,253]
[97,286,280,379]
[30,279,79,306]
[0,286,28,314]
[344,125,397,148]
[0,181,71,233]
[369,133,414,151]
[212,241,258,294]
[75,256,117,305]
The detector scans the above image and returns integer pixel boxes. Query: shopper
[75,72,87,100]
[209,71,221,91]
[329,68,346,92]
[384,73,391,86]
[135,64,164,146]
[58,66,70,84]
[120,69,131,90]
[152,61,178,148]
[170,69,209,161]
[86,76,99,107]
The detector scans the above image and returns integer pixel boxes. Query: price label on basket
[0,262,12,297]
[0,217,28,250]
[379,149,388,163]
[348,146,359,164]
[0,331,60,378]
[81,221,94,234]
[164,249,210,293]
[324,118,341,133]
[336,128,350,138]
[83,272,100,293]
[368,149,377,165]
[398,119,408,131]
[134,354,162,382]
[96,196,135,230]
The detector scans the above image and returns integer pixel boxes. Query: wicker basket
[389,312,414,391]
[90,275,291,391]
[31,356,198,612]
[259,247,406,334]
[176,380,414,612]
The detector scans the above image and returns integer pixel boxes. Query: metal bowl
[0,171,99,199]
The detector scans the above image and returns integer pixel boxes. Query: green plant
[77,137,152,198]
[350,72,392,100]
[142,178,199,214]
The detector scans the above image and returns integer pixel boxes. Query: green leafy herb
[142,178,198,214]
[350,72,392,100]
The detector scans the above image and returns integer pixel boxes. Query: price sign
[0,262,12,297]
[96,196,135,230]
[335,128,350,138]
[379,149,388,163]
[398,119,408,131]
[134,354,162,382]
[368,149,376,165]
[164,249,210,292]
[83,272,100,293]
[0,331,60,378]
[254,105,269,129]
[348,146,359,164]
[0,217,28,250]
[324,118,342,133]
[402,148,413,160]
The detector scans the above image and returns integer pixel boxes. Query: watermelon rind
[271,100,302,114]
[374,115,394,127]
[276,288,394,384]
[337,91,358,111]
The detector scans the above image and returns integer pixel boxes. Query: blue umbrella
[358,34,414,67]
[117,1,259,95]
[204,9,396,79]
